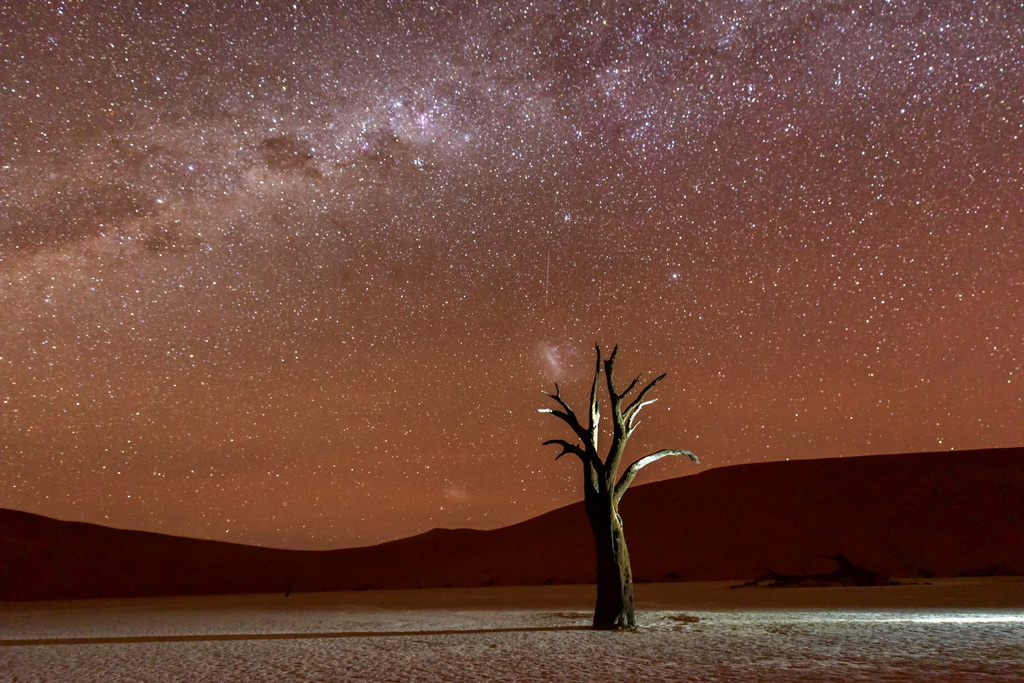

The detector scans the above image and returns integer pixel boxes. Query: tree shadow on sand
[1,625,592,647]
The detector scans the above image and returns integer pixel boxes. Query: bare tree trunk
[586,488,635,629]
[541,345,697,630]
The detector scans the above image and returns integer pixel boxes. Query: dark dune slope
[2,447,1021,601]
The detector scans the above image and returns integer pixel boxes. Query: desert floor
[2,578,1022,681]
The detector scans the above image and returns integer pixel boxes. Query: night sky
[1,0,1021,550]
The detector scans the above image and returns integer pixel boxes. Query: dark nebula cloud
[1,0,1021,548]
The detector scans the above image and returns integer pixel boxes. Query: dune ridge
[2,447,1021,601]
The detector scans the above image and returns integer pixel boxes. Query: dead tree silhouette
[540,345,698,630]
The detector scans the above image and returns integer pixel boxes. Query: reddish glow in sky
[1,0,1021,549]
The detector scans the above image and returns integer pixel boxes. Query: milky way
[1,0,1021,548]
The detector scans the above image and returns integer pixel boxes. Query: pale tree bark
[540,345,698,630]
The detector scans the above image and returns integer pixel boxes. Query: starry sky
[1,0,1021,550]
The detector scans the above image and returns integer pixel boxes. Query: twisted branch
[624,374,666,424]
[614,449,699,501]
[543,439,587,463]
[587,345,602,456]
[538,383,589,444]
[541,346,697,501]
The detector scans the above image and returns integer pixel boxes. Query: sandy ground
[2,579,1022,681]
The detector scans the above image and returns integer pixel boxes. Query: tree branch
[602,345,632,476]
[623,374,666,424]
[603,345,621,401]
[626,398,657,430]
[538,384,590,443]
[543,439,587,463]
[614,449,699,501]
[620,374,641,398]
[587,345,602,453]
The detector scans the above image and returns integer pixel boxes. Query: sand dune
[2,447,1021,601]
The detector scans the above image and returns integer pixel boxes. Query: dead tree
[540,345,698,630]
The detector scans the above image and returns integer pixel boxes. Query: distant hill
[2,447,1022,601]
